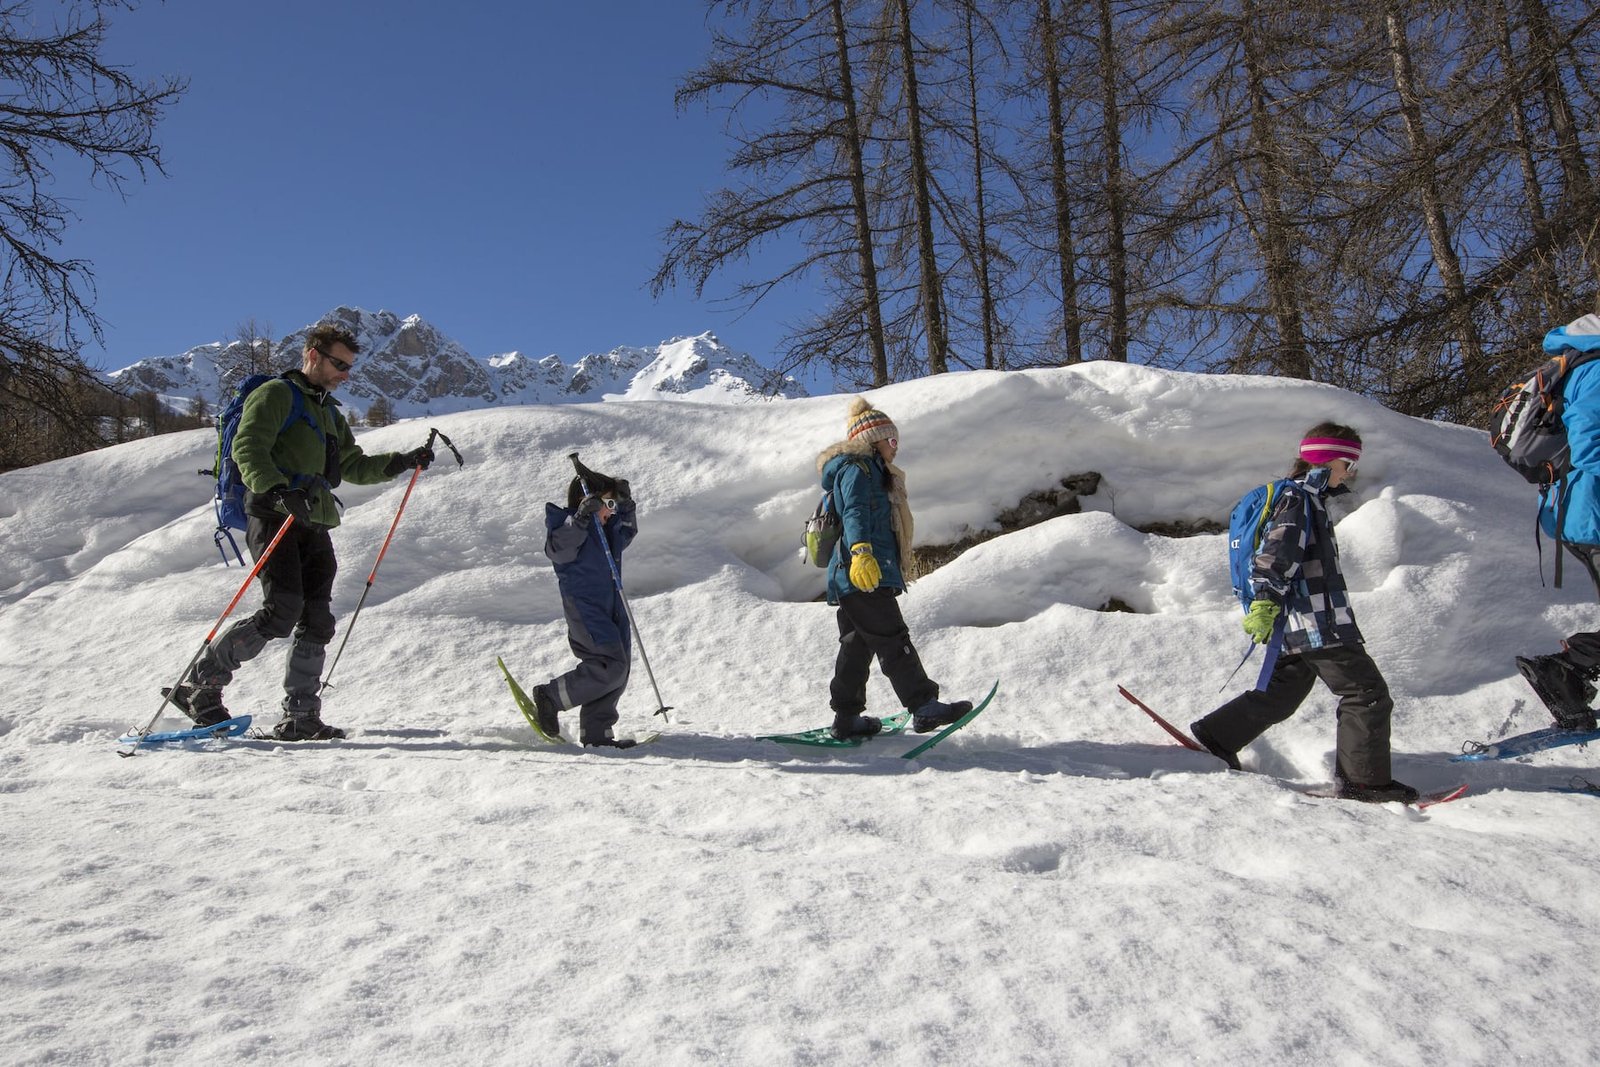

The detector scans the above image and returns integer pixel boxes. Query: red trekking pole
[320,428,463,692]
[120,514,299,755]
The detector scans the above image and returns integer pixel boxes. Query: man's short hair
[305,322,361,356]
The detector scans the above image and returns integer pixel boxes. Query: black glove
[385,446,434,477]
[576,494,605,522]
[269,486,312,526]
[613,478,631,500]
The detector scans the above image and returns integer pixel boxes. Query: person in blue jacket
[816,397,972,740]
[1517,312,1600,732]
[529,469,640,748]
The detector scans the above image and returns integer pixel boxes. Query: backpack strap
[213,523,245,566]
[277,374,324,441]
[273,374,335,498]
[1551,480,1572,589]
[1254,481,1278,552]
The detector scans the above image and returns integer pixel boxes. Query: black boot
[532,686,562,740]
[1516,654,1598,731]
[1336,779,1420,804]
[582,733,639,750]
[270,714,346,741]
[1189,720,1242,770]
[830,712,883,740]
[911,699,971,734]
[162,684,231,728]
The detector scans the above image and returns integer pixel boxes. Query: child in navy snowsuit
[530,473,639,748]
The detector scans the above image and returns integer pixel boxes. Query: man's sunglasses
[317,348,353,372]
[601,497,620,510]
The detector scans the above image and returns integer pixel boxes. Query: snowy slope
[3,363,1599,1065]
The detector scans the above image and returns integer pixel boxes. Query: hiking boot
[1516,654,1599,731]
[582,733,639,750]
[532,686,561,740]
[162,684,231,728]
[1336,779,1420,805]
[912,699,972,734]
[1189,720,1241,770]
[829,713,883,741]
[270,715,346,741]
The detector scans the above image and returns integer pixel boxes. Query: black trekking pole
[1220,616,1286,692]
[121,514,300,756]
[570,451,672,721]
[321,428,463,693]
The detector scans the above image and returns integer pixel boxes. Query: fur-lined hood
[816,436,877,474]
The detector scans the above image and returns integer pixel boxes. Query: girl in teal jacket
[814,397,971,740]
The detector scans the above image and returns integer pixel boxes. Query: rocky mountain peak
[106,307,807,419]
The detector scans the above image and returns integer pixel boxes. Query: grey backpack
[799,457,869,568]
[801,488,841,568]
[1491,350,1600,486]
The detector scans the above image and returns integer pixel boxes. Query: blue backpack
[1227,479,1301,612]
[207,373,323,563]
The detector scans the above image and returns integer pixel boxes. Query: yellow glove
[848,542,881,592]
[1242,599,1281,644]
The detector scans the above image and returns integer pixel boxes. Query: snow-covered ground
[3,363,1598,1065]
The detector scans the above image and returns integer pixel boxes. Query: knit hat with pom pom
[845,396,898,445]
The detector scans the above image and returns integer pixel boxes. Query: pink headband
[1300,436,1362,466]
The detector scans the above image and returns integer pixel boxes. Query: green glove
[1242,599,1281,644]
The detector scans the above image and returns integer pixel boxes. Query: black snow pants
[829,587,939,716]
[191,513,338,716]
[1191,643,1395,785]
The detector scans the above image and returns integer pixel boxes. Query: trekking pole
[321,428,464,692]
[1220,616,1285,692]
[569,451,672,721]
[120,515,299,756]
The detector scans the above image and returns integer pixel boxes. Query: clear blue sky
[60,1,810,373]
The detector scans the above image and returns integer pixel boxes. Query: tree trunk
[1383,1,1483,366]
[1519,0,1600,284]
[1491,0,1563,314]
[831,0,891,386]
[894,0,949,374]
[1095,0,1129,362]
[963,4,998,370]
[1037,0,1083,364]
[1239,0,1311,379]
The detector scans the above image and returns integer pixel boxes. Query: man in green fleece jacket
[167,323,434,740]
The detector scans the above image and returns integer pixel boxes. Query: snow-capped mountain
[105,306,807,418]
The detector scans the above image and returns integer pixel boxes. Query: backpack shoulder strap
[1254,481,1279,540]
[275,373,325,441]
[1258,478,1312,545]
